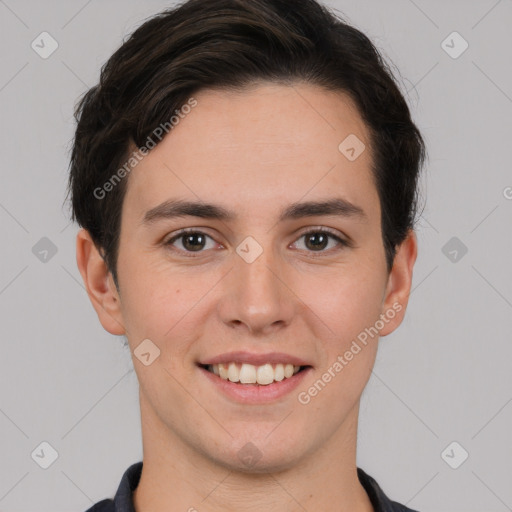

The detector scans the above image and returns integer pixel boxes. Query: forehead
[122,82,379,224]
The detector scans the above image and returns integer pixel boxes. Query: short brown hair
[66,0,426,290]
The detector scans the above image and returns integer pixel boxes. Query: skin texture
[76,82,417,512]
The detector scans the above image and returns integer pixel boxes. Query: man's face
[86,82,413,471]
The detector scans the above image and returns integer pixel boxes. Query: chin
[217,435,308,474]
[223,452,303,475]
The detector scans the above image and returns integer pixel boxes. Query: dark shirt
[84,461,419,512]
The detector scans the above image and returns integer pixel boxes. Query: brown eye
[165,230,216,253]
[181,233,206,251]
[293,229,347,253]
[304,232,329,251]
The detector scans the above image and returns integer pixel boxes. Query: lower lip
[198,365,312,404]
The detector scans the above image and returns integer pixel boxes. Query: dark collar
[87,461,418,512]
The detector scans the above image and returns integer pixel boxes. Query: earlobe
[379,229,418,337]
[75,228,126,336]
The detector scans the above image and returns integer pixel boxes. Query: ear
[75,228,126,336]
[379,229,418,336]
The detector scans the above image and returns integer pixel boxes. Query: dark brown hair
[65,0,426,290]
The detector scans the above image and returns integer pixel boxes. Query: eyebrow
[141,197,367,225]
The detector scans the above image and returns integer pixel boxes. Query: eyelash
[164,227,350,257]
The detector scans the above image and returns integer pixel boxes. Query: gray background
[0,0,511,510]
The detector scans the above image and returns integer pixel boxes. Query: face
[78,82,416,473]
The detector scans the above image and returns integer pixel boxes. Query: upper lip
[198,351,311,367]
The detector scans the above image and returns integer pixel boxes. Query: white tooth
[256,364,275,385]
[227,362,240,382]
[274,363,285,381]
[212,362,300,384]
[284,363,294,378]
[239,363,257,384]
[218,363,228,380]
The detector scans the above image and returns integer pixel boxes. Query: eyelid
[164,227,222,247]
[291,226,352,251]
[164,226,352,255]
[294,225,348,241]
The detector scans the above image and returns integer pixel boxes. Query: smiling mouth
[198,362,310,386]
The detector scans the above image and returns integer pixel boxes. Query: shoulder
[357,467,420,512]
[83,499,114,512]
[82,461,143,512]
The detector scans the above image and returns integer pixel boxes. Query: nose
[217,240,296,336]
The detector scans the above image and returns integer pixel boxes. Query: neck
[133,392,374,512]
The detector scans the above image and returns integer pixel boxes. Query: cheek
[117,255,180,337]
[294,272,383,419]
[298,264,385,343]
[118,255,217,355]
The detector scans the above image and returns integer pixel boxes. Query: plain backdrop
[0,1,511,510]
